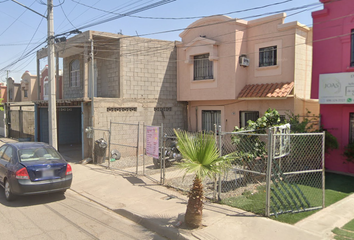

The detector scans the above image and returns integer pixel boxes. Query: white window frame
[70,59,80,87]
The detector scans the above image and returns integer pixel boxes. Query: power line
[0,0,38,38]
[0,0,338,74]
[72,0,294,20]
[60,0,76,29]
[75,0,176,30]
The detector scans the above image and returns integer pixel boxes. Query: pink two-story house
[40,65,63,100]
[311,0,354,173]
[177,13,318,133]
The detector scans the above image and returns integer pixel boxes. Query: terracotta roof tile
[238,82,294,99]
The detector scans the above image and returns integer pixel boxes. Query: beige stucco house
[177,13,318,132]
[20,71,38,101]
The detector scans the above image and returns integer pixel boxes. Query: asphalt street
[0,189,166,240]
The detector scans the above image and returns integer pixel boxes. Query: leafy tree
[285,110,338,152]
[174,130,234,229]
[0,98,3,111]
[232,108,281,165]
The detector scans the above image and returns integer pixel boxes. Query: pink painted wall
[312,0,354,173]
[0,84,6,103]
[40,65,63,100]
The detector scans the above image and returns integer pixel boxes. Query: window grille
[259,46,277,67]
[194,54,213,80]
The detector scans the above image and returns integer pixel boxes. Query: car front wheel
[4,180,15,201]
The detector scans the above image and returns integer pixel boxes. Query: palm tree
[174,130,233,229]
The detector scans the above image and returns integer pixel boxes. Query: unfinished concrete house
[36,30,187,159]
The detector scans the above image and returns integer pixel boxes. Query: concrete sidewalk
[70,163,327,240]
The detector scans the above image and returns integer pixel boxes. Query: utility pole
[10,0,57,148]
[47,0,57,149]
[90,39,95,160]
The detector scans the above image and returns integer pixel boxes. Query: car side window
[3,146,13,162]
[0,145,7,159]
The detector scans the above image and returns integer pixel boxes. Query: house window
[350,113,354,143]
[259,46,277,67]
[351,30,354,67]
[194,54,213,80]
[240,111,259,127]
[202,110,221,132]
[44,82,49,96]
[24,90,28,98]
[70,59,80,87]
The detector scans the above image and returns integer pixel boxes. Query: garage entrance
[38,106,82,161]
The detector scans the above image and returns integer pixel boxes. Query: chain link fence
[99,121,141,174]
[218,130,269,214]
[97,122,324,217]
[268,132,324,217]
[218,128,325,217]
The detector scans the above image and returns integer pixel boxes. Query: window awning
[238,82,294,99]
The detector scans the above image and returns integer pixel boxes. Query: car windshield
[19,146,61,162]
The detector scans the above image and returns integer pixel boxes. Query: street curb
[69,188,193,240]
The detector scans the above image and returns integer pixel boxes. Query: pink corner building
[312,0,354,173]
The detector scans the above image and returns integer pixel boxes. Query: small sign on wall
[58,108,72,112]
[146,126,159,159]
[319,72,354,104]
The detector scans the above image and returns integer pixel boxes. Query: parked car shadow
[0,190,66,207]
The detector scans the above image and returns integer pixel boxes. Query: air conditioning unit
[239,55,250,67]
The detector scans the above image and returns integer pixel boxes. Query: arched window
[70,59,80,87]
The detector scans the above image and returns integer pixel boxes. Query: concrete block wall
[119,38,177,100]
[96,46,120,98]
[91,98,187,154]
[8,105,35,140]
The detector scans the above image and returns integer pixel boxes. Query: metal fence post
[108,120,112,169]
[143,122,145,176]
[160,123,164,184]
[213,124,217,201]
[322,131,326,208]
[265,128,273,217]
[136,122,140,175]
[218,125,222,201]
[162,132,166,185]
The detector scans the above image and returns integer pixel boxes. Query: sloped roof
[238,82,294,99]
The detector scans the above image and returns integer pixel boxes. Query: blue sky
[0,0,323,82]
